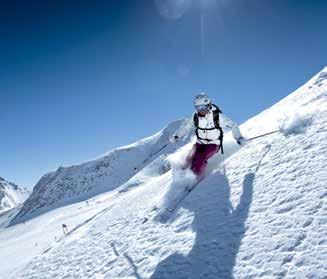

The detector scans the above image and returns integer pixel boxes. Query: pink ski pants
[186,143,220,176]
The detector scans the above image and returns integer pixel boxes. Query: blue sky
[1,0,326,188]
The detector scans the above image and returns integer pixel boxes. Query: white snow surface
[0,67,326,278]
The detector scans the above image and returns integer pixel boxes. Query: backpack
[193,104,224,154]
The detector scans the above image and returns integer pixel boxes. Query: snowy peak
[0,177,29,213]
[284,66,327,106]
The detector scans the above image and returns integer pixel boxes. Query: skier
[184,93,224,176]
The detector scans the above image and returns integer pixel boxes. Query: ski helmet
[194,93,211,113]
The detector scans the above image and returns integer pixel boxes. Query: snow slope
[0,177,29,213]
[1,67,326,278]
[10,113,235,227]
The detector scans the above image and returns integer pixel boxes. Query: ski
[164,182,198,213]
[142,179,202,224]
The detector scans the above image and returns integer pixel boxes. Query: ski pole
[246,130,280,142]
[229,119,326,142]
[246,119,327,141]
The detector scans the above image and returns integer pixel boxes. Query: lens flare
[154,0,221,57]
[154,0,192,20]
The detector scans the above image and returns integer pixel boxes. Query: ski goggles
[195,104,210,113]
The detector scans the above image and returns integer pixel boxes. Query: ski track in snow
[1,68,327,279]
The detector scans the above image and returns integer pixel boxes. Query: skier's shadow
[150,146,271,279]
[150,169,259,279]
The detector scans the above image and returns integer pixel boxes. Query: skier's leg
[191,144,219,176]
[190,144,207,176]
[203,144,220,161]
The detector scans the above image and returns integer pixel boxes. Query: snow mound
[279,110,313,136]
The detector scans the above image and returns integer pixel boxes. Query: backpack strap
[212,104,224,154]
[212,104,221,128]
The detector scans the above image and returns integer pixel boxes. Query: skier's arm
[232,126,246,146]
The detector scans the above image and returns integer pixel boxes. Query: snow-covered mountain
[9,119,193,226]
[1,67,326,279]
[10,113,236,226]
[0,177,29,213]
